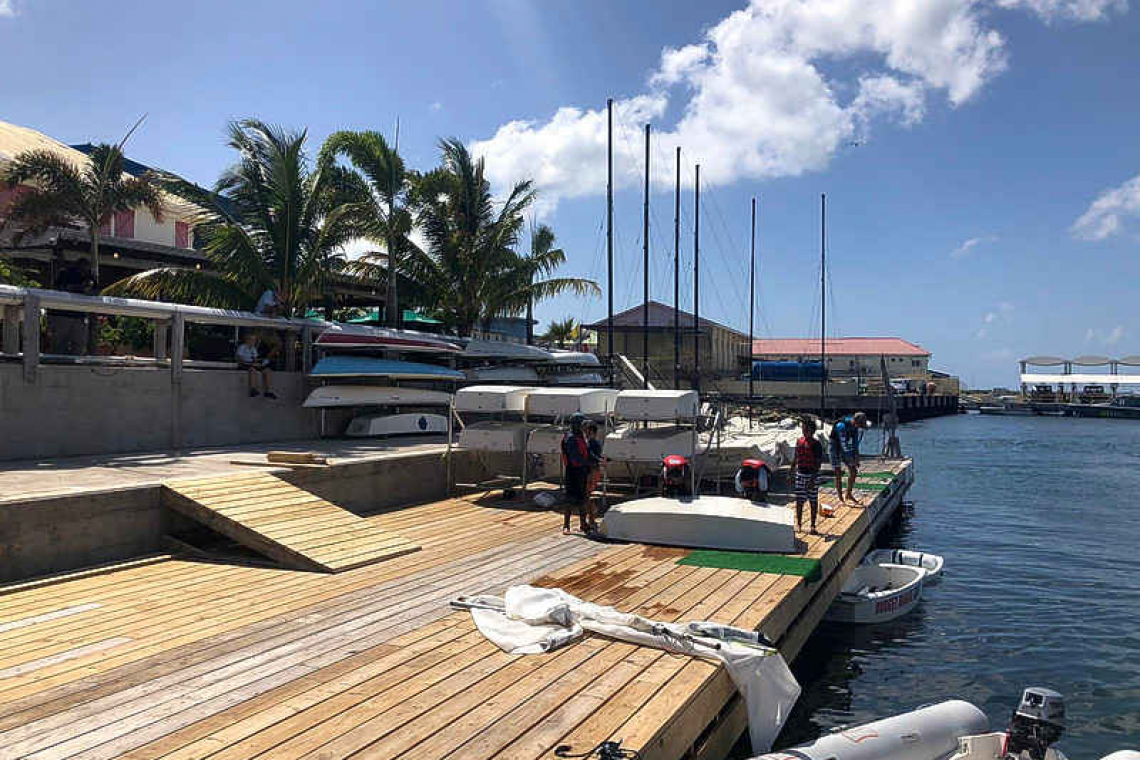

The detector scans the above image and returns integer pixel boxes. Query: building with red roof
[752,337,931,378]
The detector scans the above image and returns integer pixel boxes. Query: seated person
[236,332,276,399]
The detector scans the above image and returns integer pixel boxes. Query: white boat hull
[826,563,925,624]
[863,549,944,584]
[751,700,988,760]
[604,425,696,462]
[544,372,606,385]
[615,390,699,421]
[464,366,540,383]
[454,385,534,413]
[345,412,448,438]
[603,495,796,553]
[458,420,539,452]
[525,387,618,418]
[315,324,462,353]
[302,385,453,409]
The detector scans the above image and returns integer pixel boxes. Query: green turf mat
[678,550,822,582]
[853,482,891,491]
[856,471,896,480]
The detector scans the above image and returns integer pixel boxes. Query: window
[175,221,189,249]
[114,209,135,238]
[912,359,920,367]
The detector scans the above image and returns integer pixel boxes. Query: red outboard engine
[735,458,769,501]
[660,455,692,498]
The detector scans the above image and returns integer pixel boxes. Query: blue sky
[2,0,1138,387]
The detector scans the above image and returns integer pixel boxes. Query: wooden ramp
[162,473,419,573]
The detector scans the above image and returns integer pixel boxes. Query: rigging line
[699,195,752,331]
[580,214,608,323]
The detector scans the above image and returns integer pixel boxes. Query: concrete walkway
[0,437,449,502]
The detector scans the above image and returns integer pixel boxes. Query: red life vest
[796,436,821,472]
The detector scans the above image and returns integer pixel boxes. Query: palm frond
[103,268,254,309]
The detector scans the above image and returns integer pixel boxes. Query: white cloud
[950,234,998,259]
[0,0,16,17]
[1071,173,1140,240]
[429,101,443,113]
[999,301,1014,313]
[984,312,997,323]
[982,347,1013,361]
[1085,325,1126,346]
[976,327,989,339]
[470,0,1128,210]
[996,0,1126,22]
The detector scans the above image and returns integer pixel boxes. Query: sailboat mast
[606,98,614,383]
[673,146,681,390]
[749,197,756,422]
[642,124,650,389]
[820,193,826,419]
[694,164,701,393]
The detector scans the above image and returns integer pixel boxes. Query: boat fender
[751,700,988,760]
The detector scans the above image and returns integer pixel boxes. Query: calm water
[768,413,1140,758]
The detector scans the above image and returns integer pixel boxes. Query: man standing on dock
[829,411,871,504]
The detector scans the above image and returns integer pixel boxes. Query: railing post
[153,319,169,361]
[302,326,314,375]
[21,295,40,383]
[170,312,185,385]
[285,326,298,372]
[2,305,19,355]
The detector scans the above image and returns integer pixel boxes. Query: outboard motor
[1005,688,1065,760]
[735,458,769,501]
[660,455,692,498]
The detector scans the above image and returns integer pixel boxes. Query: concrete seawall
[0,364,319,460]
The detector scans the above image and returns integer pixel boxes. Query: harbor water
[769,413,1140,758]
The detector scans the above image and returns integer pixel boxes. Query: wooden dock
[163,473,420,573]
[0,458,912,760]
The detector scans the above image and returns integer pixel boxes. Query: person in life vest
[791,417,824,534]
[560,413,592,534]
[584,421,606,533]
[829,411,871,503]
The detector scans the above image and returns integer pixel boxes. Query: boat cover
[459,584,799,753]
[464,365,541,383]
[462,339,553,361]
[525,387,619,418]
[603,495,796,553]
[454,385,535,413]
[615,389,699,420]
[604,425,696,461]
[544,372,606,385]
[457,420,538,452]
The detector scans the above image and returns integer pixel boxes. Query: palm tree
[105,119,366,316]
[0,257,37,286]
[403,138,599,336]
[1,141,164,282]
[543,316,579,349]
[318,129,413,327]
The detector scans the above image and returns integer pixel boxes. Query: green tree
[543,316,579,349]
[105,120,366,316]
[318,129,413,327]
[1,140,164,282]
[403,139,598,336]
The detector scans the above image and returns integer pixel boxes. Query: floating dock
[0,449,912,760]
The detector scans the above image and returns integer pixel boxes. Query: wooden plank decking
[162,473,420,573]
[0,460,911,760]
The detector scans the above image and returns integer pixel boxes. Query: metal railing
[0,284,328,384]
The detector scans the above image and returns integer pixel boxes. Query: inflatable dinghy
[863,548,944,583]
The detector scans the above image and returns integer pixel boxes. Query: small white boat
[547,350,601,366]
[603,424,696,462]
[544,371,606,385]
[603,495,797,553]
[863,548,944,583]
[461,339,553,361]
[453,385,534,414]
[345,412,448,438]
[315,324,462,353]
[457,420,539,452]
[464,365,540,383]
[302,385,452,409]
[524,387,619,418]
[826,563,924,624]
[752,700,988,760]
[614,389,699,421]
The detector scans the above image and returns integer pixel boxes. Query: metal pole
[642,123,650,389]
[749,197,756,426]
[387,118,401,329]
[820,193,826,420]
[606,98,614,384]
[674,146,681,390]
[694,164,701,393]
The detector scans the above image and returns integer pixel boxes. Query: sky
[2,0,1138,388]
